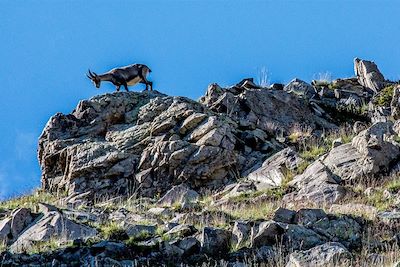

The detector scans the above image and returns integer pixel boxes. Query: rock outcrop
[354,58,386,93]
[4,58,400,266]
[39,82,336,200]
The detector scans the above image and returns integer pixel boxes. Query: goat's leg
[139,75,152,91]
[140,80,149,91]
[123,82,129,92]
[115,85,121,92]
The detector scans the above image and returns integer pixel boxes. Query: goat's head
[86,70,101,88]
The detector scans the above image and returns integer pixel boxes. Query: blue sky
[1,0,400,199]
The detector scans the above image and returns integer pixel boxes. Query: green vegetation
[328,83,341,90]
[386,179,400,193]
[296,161,310,175]
[294,125,355,171]
[366,190,393,211]
[25,239,73,255]
[300,145,326,161]
[376,85,395,107]
[0,189,60,211]
[100,222,128,241]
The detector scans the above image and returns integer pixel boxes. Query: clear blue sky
[1,0,399,200]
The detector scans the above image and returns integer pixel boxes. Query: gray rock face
[39,91,238,198]
[324,122,399,181]
[284,79,317,100]
[156,184,199,209]
[391,86,400,120]
[200,82,335,135]
[252,221,284,248]
[232,221,252,249]
[286,242,352,267]
[273,208,296,224]
[284,160,346,207]
[354,58,386,93]
[0,208,34,244]
[247,148,303,190]
[39,82,338,201]
[283,224,326,250]
[10,206,97,253]
[200,227,231,256]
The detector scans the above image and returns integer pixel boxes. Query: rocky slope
[2,58,400,266]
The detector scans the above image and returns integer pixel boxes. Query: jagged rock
[174,237,200,256]
[282,224,326,250]
[251,221,284,248]
[10,206,97,253]
[286,242,352,267]
[284,79,317,100]
[273,208,296,224]
[156,184,199,209]
[294,209,327,227]
[311,215,362,249]
[354,58,386,93]
[147,207,172,217]
[61,191,93,208]
[284,160,346,207]
[213,181,256,202]
[247,148,303,190]
[38,91,240,199]
[200,227,231,256]
[392,85,400,120]
[0,208,34,244]
[0,218,11,243]
[324,122,399,181]
[200,82,336,135]
[232,221,252,249]
[165,224,196,239]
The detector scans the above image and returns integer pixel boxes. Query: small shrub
[376,85,395,107]
[386,179,400,193]
[300,145,326,161]
[295,161,310,175]
[100,222,128,241]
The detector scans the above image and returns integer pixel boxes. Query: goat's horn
[88,69,95,78]
[92,72,98,76]
[86,73,92,79]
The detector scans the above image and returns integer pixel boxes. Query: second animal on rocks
[87,64,153,91]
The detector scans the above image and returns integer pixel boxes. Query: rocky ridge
[2,58,400,266]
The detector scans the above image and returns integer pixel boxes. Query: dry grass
[0,189,60,211]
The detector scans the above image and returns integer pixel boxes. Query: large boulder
[324,122,399,180]
[10,204,97,253]
[247,148,304,190]
[286,242,352,267]
[354,58,386,93]
[200,227,231,256]
[156,184,199,209]
[251,221,284,248]
[284,78,317,100]
[0,208,34,244]
[283,160,346,207]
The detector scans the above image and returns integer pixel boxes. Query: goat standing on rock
[87,64,153,91]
